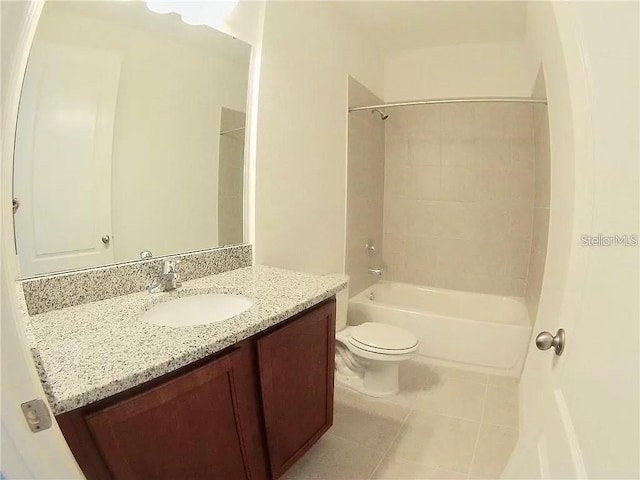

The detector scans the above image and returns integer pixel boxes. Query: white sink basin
[141,293,253,327]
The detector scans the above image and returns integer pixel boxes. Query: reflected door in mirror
[14,43,121,277]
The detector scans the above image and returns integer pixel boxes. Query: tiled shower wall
[346,78,385,296]
[382,103,536,296]
[525,104,551,321]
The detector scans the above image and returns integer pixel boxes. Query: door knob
[101,235,110,244]
[535,328,565,356]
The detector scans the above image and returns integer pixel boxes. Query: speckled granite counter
[22,266,348,415]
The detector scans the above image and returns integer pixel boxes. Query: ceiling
[46,1,251,60]
[330,1,528,52]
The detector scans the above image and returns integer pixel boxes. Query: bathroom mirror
[13,1,250,278]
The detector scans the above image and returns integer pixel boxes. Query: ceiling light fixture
[145,1,239,28]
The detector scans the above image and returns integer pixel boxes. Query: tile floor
[282,361,519,480]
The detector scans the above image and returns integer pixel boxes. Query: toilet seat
[348,322,418,355]
[335,322,419,397]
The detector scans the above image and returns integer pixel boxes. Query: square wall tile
[532,207,550,253]
[441,104,475,138]
[405,104,441,134]
[381,102,538,297]
[408,165,441,200]
[386,132,409,168]
[441,137,477,167]
[403,235,439,286]
[474,103,513,139]
[475,165,510,202]
[511,104,534,138]
[407,201,441,237]
[439,202,476,240]
[505,240,531,279]
[509,207,534,243]
[383,196,409,234]
[476,137,511,168]
[409,131,441,166]
[470,205,510,242]
[441,166,476,202]
[384,164,408,198]
[511,137,535,166]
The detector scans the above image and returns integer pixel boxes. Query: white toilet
[335,293,418,397]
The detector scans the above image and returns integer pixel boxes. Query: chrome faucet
[367,267,383,276]
[149,259,182,293]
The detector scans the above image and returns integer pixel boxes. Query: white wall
[255,1,383,274]
[384,41,534,101]
[33,3,250,263]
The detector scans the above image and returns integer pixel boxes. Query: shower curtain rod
[348,96,547,112]
[220,126,245,135]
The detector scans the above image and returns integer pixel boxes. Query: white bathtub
[348,281,532,377]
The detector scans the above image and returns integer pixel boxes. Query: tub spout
[367,267,383,276]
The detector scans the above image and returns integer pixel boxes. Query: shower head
[372,108,389,120]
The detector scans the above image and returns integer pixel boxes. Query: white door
[505,2,639,478]
[13,42,121,277]
[2,5,85,477]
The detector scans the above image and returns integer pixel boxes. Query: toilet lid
[348,322,418,352]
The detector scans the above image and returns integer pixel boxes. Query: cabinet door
[257,300,336,478]
[86,346,268,480]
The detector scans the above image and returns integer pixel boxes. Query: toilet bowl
[335,322,418,397]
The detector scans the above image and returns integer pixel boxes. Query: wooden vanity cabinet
[258,299,335,478]
[56,298,335,480]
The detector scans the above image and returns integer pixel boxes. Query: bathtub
[348,281,532,377]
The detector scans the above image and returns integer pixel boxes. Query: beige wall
[346,78,385,296]
[524,99,550,323]
[384,42,536,101]
[382,102,536,296]
[255,1,383,274]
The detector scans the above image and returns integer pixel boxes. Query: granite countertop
[22,265,348,415]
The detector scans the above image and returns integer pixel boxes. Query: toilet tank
[335,286,349,331]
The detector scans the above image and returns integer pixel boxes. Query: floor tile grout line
[419,366,491,387]
[408,409,485,425]
[323,430,375,450]
[481,420,519,429]
[467,380,490,480]
[367,365,434,480]
[367,415,409,480]
[337,364,516,480]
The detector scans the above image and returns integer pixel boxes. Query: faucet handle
[161,258,182,273]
